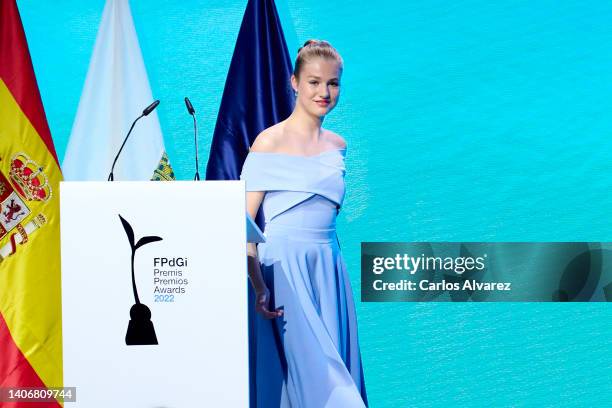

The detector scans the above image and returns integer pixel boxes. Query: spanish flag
[0,1,63,406]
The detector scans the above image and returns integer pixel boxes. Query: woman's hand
[245,191,282,319]
[255,286,284,319]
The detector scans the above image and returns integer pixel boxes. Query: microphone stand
[184,97,200,180]
[108,115,143,181]
[108,100,160,181]
[192,113,199,180]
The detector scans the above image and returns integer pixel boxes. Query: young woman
[241,40,368,407]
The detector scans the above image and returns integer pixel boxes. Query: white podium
[60,181,253,407]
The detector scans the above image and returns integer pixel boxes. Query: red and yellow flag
[0,1,62,406]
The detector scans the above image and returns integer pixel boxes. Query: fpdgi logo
[119,215,162,346]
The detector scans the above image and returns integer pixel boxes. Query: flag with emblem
[62,0,174,181]
[0,0,63,405]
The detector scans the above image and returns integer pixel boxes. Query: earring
[294,90,298,97]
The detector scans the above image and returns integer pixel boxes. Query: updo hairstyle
[293,39,344,80]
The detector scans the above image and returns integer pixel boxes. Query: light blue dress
[241,148,368,408]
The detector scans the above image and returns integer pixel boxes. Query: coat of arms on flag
[0,153,50,261]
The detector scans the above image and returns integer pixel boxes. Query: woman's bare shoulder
[250,124,284,153]
[322,129,347,149]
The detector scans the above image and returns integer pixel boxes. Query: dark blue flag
[205,0,294,181]
[205,1,294,407]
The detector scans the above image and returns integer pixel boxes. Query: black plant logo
[119,215,162,345]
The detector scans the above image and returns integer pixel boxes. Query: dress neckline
[248,148,346,159]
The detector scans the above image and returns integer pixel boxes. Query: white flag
[63,0,173,181]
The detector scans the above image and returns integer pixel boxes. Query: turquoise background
[18,0,611,406]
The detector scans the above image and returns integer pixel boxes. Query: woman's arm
[246,190,283,319]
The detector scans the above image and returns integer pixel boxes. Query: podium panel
[60,181,248,407]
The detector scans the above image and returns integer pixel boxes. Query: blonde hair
[293,39,343,79]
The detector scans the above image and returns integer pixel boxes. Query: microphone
[143,100,160,116]
[184,97,200,180]
[108,100,160,181]
[184,97,195,115]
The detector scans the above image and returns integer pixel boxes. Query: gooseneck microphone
[108,100,160,181]
[143,100,160,116]
[184,97,200,180]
